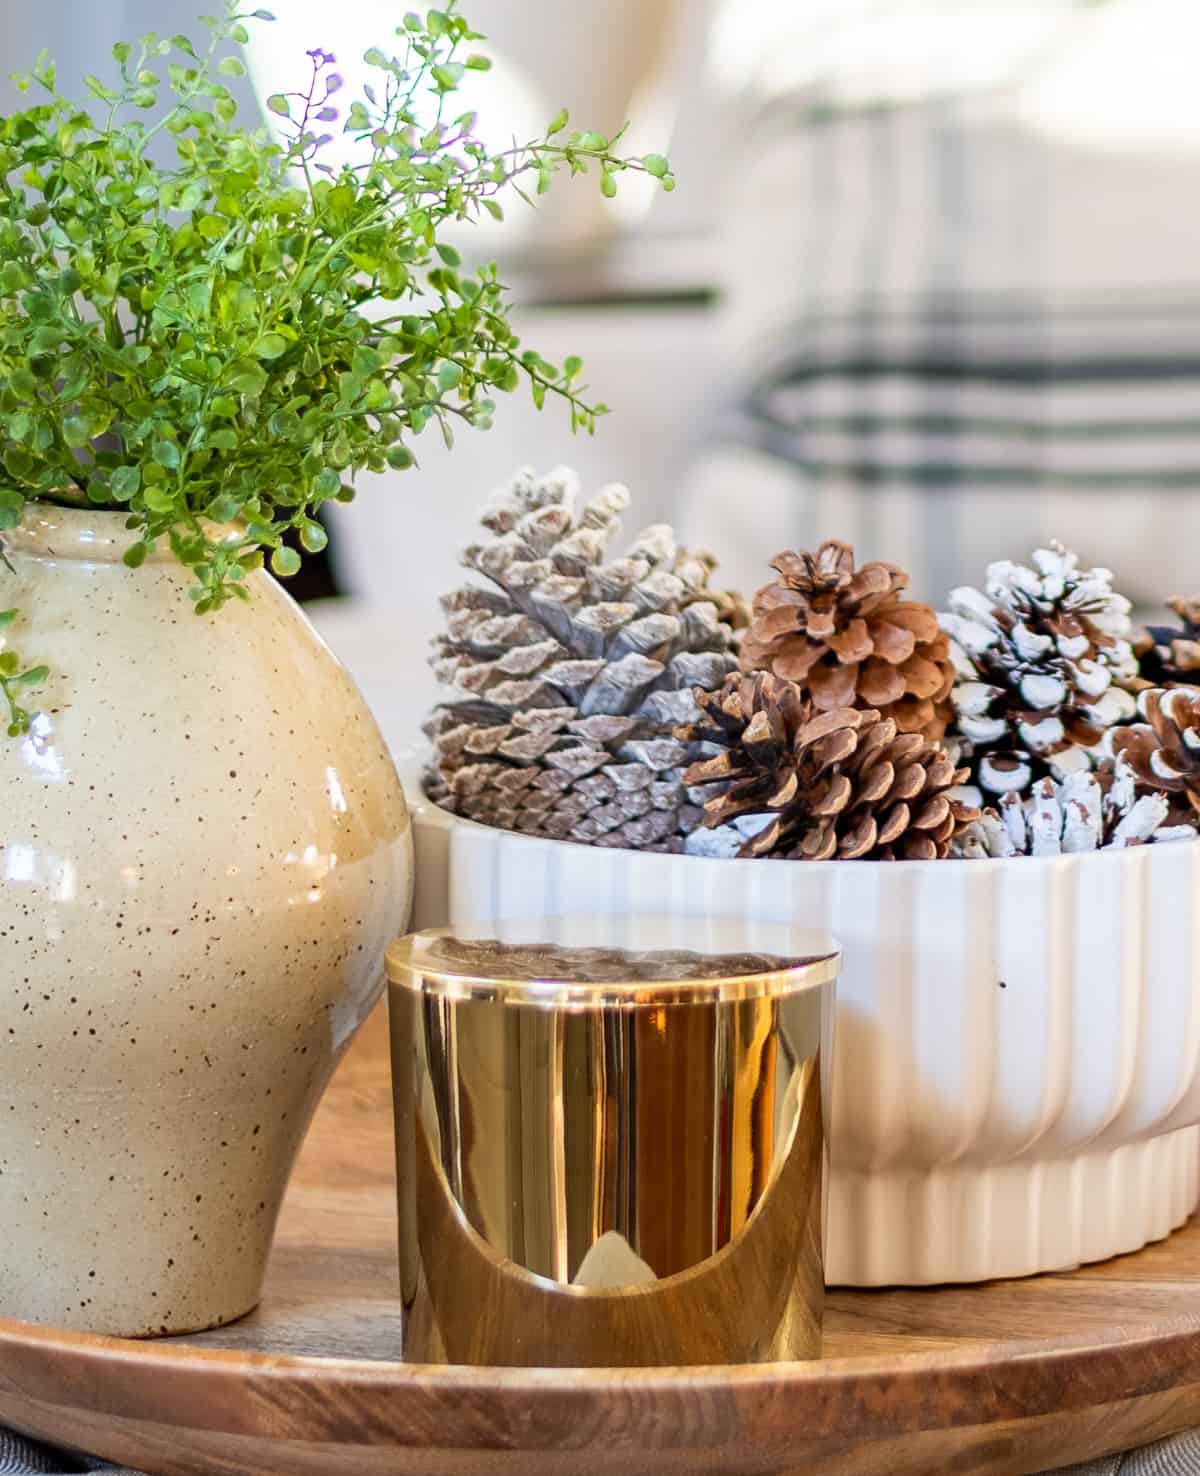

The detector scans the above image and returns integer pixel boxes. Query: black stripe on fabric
[802,460,1200,490]
[730,453,1200,488]
[754,414,1200,440]
[525,286,716,310]
[758,358,1200,384]
[755,293,1200,327]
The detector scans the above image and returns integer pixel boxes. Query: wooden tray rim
[4,1307,1200,1448]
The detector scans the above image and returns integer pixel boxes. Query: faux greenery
[0,2,672,734]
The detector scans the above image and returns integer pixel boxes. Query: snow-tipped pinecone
[677,671,978,861]
[1135,597,1200,687]
[424,466,740,852]
[952,758,1192,858]
[738,540,955,737]
[1111,687,1200,826]
[939,543,1138,797]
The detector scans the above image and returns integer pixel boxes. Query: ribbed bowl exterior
[405,780,1200,1286]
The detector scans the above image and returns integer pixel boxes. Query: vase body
[0,505,412,1336]
[405,775,1200,1286]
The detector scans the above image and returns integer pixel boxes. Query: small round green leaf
[300,520,328,553]
[255,333,290,359]
[0,491,25,530]
[227,360,268,397]
[143,485,176,513]
[111,466,141,502]
[63,415,91,449]
[207,494,243,523]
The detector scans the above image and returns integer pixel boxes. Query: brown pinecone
[738,540,954,738]
[1110,687,1200,824]
[677,671,977,861]
[1134,597,1200,687]
[424,466,740,852]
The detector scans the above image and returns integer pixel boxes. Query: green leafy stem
[0,608,47,736]
[0,1,673,722]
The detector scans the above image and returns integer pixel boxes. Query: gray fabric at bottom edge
[0,1430,144,1475]
[1042,1428,1200,1474]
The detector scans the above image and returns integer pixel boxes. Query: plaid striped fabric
[0,1429,143,1474]
[681,84,1200,609]
[1051,1433,1200,1475]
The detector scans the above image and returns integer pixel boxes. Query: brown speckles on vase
[0,503,413,1337]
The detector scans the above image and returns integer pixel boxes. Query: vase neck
[6,503,230,565]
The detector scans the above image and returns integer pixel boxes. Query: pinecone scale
[1111,687,1200,825]
[424,467,740,851]
[1135,597,1200,687]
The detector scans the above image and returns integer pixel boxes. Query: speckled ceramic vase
[0,504,413,1337]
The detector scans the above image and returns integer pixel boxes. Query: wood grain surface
[1,1003,1200,1475]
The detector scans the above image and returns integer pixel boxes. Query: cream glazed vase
[405,774,1200,1287]
[0,505,412,1337]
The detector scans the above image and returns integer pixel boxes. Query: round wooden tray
[2,1008,1200,1476]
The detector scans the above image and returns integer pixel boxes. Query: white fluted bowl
[403,769,1200,1286]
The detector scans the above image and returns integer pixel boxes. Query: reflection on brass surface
[389,943,834,1368]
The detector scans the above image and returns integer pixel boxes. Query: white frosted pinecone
[952,758,1193,858]
[425,466,739,851]
[939,543,1138,797]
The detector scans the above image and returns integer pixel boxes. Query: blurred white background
[5,1,1200,746]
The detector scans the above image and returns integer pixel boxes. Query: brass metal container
[386,916,839,1368]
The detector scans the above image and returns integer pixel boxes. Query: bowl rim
[399,755,1198,877]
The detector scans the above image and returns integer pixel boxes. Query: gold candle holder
[386,916,839,1368]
